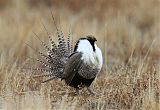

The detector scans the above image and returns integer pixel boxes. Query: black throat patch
[86,35,97,52]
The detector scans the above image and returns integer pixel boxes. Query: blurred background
[0,1,159,109]
[0,0,159,65]
[0,0,160,65]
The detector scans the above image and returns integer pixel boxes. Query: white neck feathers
[76,39,103,69]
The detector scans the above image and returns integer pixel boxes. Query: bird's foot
[87,87,101,96]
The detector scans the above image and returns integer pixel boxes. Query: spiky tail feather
[26,15,74,82]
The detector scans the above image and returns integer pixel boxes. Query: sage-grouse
[28,22,103,95]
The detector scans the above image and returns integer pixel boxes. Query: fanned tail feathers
[26,23,74,82]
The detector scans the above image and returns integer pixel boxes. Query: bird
[27,17,103,95]
[62,36,103,94]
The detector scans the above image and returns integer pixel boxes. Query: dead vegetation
[0,0,159,109]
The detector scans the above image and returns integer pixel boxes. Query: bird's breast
[81,52,99,67]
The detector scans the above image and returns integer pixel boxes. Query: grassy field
[0,0,159,109]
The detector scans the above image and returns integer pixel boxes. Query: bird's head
[86,35,97,43]
[86,35,97,51]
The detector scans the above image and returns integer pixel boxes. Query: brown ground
[0,0,159,109]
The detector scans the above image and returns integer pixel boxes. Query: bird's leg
[75,88,79,95]
[87,86,101,96]
[87,86,96,95]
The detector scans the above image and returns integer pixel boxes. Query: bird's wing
[78,63,99,79]
[63,52,83,84]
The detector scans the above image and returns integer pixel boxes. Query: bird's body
[29,23,103,94]
[63,37,103,90]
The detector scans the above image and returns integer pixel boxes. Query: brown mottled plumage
[27,15,103,95]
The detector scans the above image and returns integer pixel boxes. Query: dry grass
[0,0,160,110]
